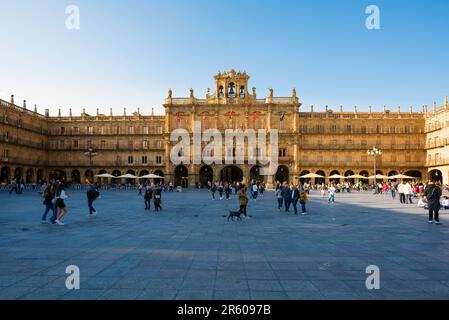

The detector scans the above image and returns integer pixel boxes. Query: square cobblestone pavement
[1,188,449,300]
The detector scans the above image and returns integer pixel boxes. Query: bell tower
[213,69,250,103]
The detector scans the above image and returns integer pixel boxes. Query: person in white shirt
[328,185,336,204]
[404,182,413,204]
[397,182,406,204]
[252,183,259,200]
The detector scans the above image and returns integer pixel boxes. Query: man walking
[397,181,405,204]
[424,180,442,225]
[86,184,100,216]
[281,183,292,212]
[404,181,413,204]
[291,185,300,215]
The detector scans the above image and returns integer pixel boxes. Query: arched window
[228,82,236,98]
[218,86,224,98]
[239,86,245,98]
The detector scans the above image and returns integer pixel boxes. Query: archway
[329,170,341,183]
[125,169,137,184]
[199,165,213,188]
[112,170,121,184]
[84,169,94,184]
[50,170,66,182]
[14,167,23,180]
[220,166,243,183]
[96,169,107,184]
[404,170,422,181]
[139,170,150,184]
[299,170,310,185]
[1,166,10,183]
[175,165,188,188]
[36,169,44,184]
[153,170,164,185]
[250,166,264,184]
[26,168,34,184]
[344,170,355,184]
[275,165,289,184]
[316,170,326,185]
[388,170,398,177]
[428,169,442,183]
[71,170,81,183]
[359,170,369,177]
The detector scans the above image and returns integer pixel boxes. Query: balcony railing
[300,144,424,150]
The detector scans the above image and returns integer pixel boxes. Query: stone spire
[369,105,372,113]
[310,105,314,112]
[23,100,26,109]
[340,105,343,112]
[10,95,14,105]
[397,106,401,113]
[110,108,113,116]
[58,108,61,117]
[433,101,437,113]
[124,108,126,116]
[445,96,448,109]
[96,108,99,116]
[34,104,37,113]
[151,108,154,116]
[354,106,358,113]
[69,108,72,117]
[292,87,297,98]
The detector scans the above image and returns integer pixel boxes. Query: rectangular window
[2,149,9,159]
[87,140,92,148]
[100,127,104,135]
[142,156,148,164]
[302,125,308,133]
[346,125,352,133]
[59,140,65,149]
[74,126,79,134]
[73,140,79,148]
[128,140,133,149]
[331,125,337,133]
[128,126,134,134]
[101,140,106,148]
[157,127,162,134]
[156,156,162,164]
[128,156,133,164]
[156,140,162,148]
[143,127,149,134]
[278,148,286,157]
[143,140,149,148]
[60,127,65,134]
[361,126,367,134]
[4,131,9,141]
[88,126,93,134]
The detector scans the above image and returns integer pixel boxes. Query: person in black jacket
[86,184,100,216]
[291,185,300,215]
[144,186,153,210]
[424,180,442,225]
[281,183,292,212]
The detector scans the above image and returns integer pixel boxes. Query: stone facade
[0,70,448,186]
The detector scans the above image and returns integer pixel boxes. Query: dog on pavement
[227,210,243,221]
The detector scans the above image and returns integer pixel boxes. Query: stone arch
[174,165,188,188]
[199,165,213,188]
[275,165,289,184]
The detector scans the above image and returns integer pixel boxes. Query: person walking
[291,185,300,215]
[281,183,291,212]
[328,184,336,204]
[218,182,224,200]
[41,184,55,223]
[275,185,283,211]
[238,185,248,217]
[299,190,308,215]
[154,187,162,212]
[144,186,153,210]
[9,180,17,194]
[86,184,100,217]
[390,183,397,200]
[424,180,442,225]
[55,184,69,226]
[252,183,258,200]
[397,181,405,204]
[404,181,413,204]
[210,182,217,200]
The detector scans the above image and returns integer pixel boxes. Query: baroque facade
[1,70,448,187]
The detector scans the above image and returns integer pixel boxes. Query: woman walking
[55,184,69,226]
[144,186,153,210]
[41,184,55,223]
[275,185,283,211]
[238,185,249,217]
[154,186,162,212]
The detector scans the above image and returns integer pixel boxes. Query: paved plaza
[1,188,449,300]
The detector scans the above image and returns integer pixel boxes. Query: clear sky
[0,0,448,116]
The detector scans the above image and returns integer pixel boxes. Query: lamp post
[84,146,97,183]
[367,146,382,187]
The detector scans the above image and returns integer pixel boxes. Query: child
[417,196,427,208]
[299,191,308,215]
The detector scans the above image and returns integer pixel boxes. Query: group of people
[274,182,309,215]
[41,180,71,226]
[8,179,26,194]
[143,184,163,211]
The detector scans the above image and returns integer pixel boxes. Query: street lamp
[367,146,382,186]
[84,146,97,183]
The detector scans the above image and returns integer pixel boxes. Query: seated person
[417,196,427,208]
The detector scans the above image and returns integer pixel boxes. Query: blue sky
[0,0,448,115]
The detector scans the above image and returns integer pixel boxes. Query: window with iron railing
[143,140,149,148]
[128,156,133,164]
[156,156,162,164]
[142,156,148,164]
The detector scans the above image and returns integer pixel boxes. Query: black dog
[228,210,243,221]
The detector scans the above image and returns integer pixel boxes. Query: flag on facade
[251,111,261,122]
